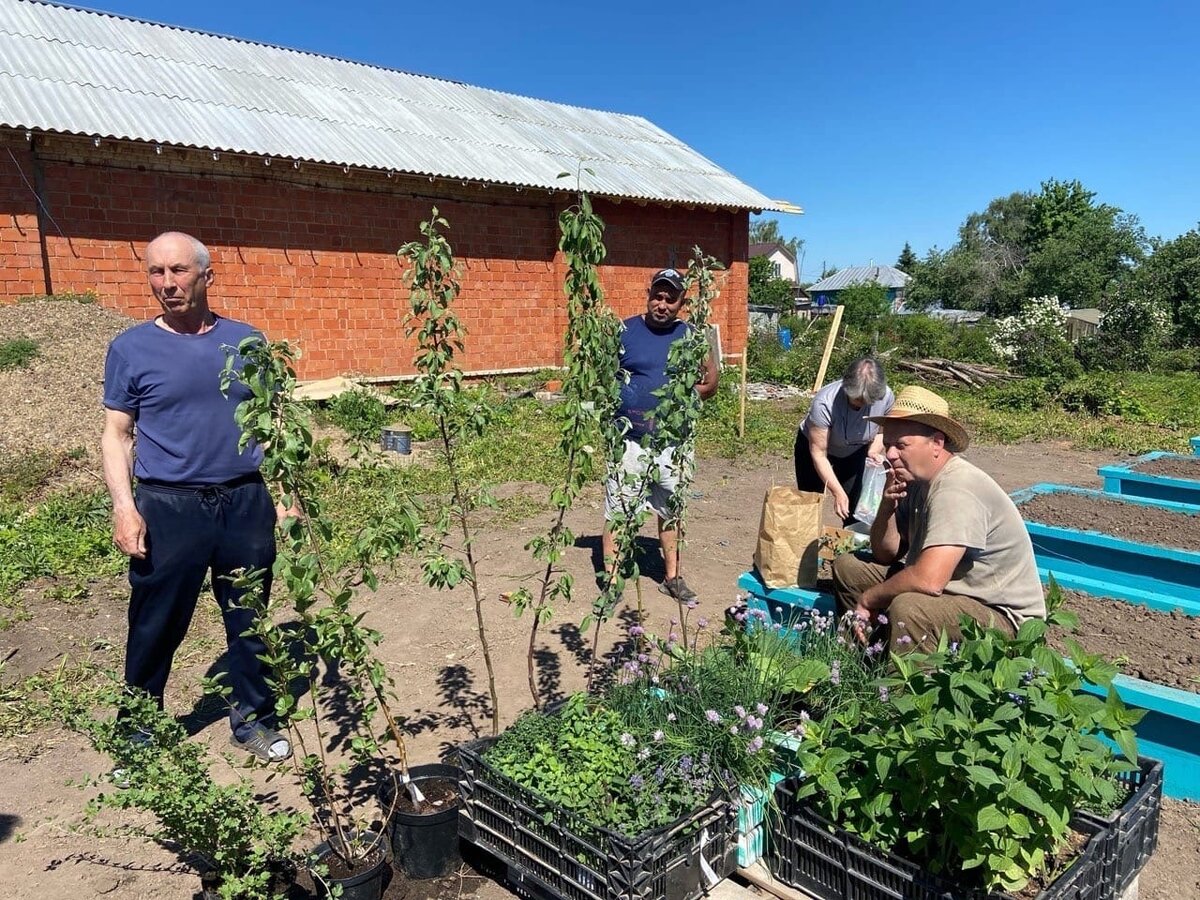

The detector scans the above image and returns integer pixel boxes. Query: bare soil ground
[1019,491,1200,552]
[0,300,1194,899]
[1136,455,1200,481]
[1050,591,1200,693]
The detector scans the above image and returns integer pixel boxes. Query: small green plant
[16,290,98,304]
[324,388,393,443]
[56,679,306,899]
[793,582,1142,894]
[0,338,39,370]
[222,337,424,873]
[398,208,502,735]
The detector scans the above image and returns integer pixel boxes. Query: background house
[808,265,911,310]
[749,242,798,282]
[0,0,789,380]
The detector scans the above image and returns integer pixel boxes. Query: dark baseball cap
[650,268,685,293]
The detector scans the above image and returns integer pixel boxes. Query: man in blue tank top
[602,268,720,603]
[101,232,294,764]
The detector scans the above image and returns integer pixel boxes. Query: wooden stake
[738,351,748,439]
[812,305,844,393]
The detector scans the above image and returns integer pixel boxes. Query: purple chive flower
[653,730,664,742]
[637,746,651,760]
[630,625,645,636]
[734,610,747,623]
[747,736,764,753]
[654,766,666,783]
[876,613,889,625]
[800,710,811,722]
[950,641,960,654]
[705,710,721,723]
[756,703,768,716]
[734,705,747,719]
[730,725,739,735]
[667,712,677,723]
[630,774,644,789]
[680,756,693,773]
[879,686,890,702]
[670,617,679,626]
[668,632,679,643]
[830,661,841,686]
[697,617,709,629]
[686,599,698,610]
[896,621,905,629]
[638,653,649,663]
[898,635,913,646]
[620,733,636,747]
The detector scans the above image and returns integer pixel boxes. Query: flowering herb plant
[792,583,1143,894]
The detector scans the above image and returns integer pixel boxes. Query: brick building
[0,0,790,380]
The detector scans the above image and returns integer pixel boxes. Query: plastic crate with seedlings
[457,738,736,900]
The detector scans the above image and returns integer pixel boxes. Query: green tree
[749,254,796,312]
[1135,227,1200,348]
[749,217,803,259]
[837,281,891,329]
[895,242,918,274]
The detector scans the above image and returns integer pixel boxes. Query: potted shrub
[221,334,460,895]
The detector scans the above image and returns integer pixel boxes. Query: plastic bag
[853,458,888,527]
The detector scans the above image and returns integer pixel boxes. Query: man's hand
[113,507,147,559]
[882,467,907,504]
[275,500,303,526]
[851,603,873,644]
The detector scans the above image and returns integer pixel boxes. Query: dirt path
[2,440,1194,900]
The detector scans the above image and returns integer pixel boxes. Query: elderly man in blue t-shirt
[602,268,720,602]
[101,231,294,763]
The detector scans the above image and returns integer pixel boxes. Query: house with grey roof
[0,0,795,379]
[808,265,911,311]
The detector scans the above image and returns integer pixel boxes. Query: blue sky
[85,0,1200,281]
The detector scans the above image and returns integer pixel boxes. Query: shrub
[794,591,1142,894]
[837,282,892,330]
[990,296,1079,378]
[0,338,39,370]
[885,314,951,359]
[324,388,393,442]
[1058,375,1146,418]
[983,378,1055,412]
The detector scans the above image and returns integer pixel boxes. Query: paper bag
[753,487,823,589]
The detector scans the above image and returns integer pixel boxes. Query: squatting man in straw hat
[101,231,298,764]
[831,385,1046,652]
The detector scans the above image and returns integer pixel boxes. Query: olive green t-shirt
[903,455,1045,626]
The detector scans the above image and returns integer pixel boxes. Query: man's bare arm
[101,408,146,558]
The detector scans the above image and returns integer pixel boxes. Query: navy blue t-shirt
[102,316,265,484]
[617,315,692,442]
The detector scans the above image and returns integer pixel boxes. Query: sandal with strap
[230,724,292,762]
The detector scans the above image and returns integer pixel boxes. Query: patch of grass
[0,489,124,623]
[0,447,88,503]
[0,338,39,371]
[0,656,113,744]
[15,290,99,304]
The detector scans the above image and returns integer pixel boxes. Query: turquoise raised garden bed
[1012,484,1200,616]
[1082,676,1200,801]
[1192,436,1200,456]
[1099,451,1200,508]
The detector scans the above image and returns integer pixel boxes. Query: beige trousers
[831,552,1016,653]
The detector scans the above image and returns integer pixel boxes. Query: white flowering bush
[1096,290,1173,370]
[989,295,1077,377]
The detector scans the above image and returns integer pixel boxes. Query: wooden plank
[736,862,821,900]
[811,305,844,393]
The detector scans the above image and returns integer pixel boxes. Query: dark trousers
[125,475,277,738]
[793,432,869,525]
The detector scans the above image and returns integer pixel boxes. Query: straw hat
[868,385,970,453]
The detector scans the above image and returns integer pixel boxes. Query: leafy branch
[397,209,502,736]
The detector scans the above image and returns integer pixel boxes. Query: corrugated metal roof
[0,0,793,211]
[808,265,911,292]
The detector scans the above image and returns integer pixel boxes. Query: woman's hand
[831,487,851,521]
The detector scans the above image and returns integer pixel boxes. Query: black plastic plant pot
[199,860,296,900]
[312,832,391,900]
[385,762,464,880]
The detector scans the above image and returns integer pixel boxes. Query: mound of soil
[1135,455,1200,481]
[1050,590,1200,692]
[1019,491,1200,552]
[0,300,135,463]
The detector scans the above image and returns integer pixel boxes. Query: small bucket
[778,327,793,350]
[381,426,412,455]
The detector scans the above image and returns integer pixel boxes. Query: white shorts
[604,439,694,522]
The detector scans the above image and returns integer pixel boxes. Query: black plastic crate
[455,738,737,900]
[1078,757,1162,900]
[767,777,1108,900]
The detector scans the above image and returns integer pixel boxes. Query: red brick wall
[1,131,748,380]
